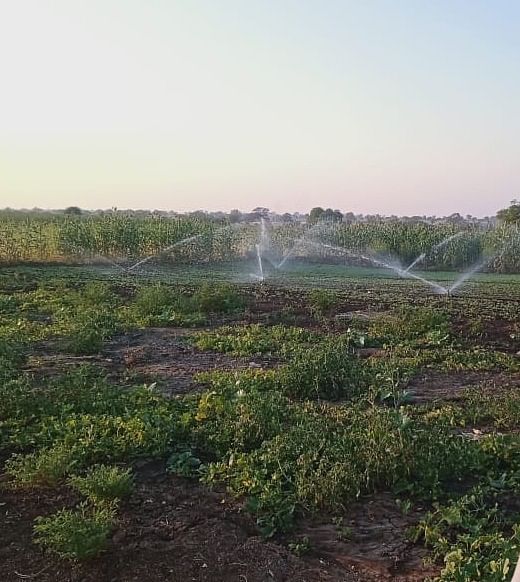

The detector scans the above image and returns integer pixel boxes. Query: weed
[34,502,116,560]
[288,536,311,556]
[69,465,133,504]
[167,450,204,477]
[279,336,368,400]
[191,282,244,314]
[308,289,339,318]
[5,444,77,488]
[194,324,318,357]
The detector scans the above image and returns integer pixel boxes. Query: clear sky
[1,0,519,216]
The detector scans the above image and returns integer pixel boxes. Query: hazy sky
[1,0,519,215]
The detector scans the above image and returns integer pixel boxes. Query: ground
[0,263,519,581]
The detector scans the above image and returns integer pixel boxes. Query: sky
[1,0,519,216]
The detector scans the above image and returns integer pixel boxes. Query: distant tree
[308,207,325,224]
[64,206,82,216]
[229,209,242,223]
[497,200,520,225]
[447,212,464,225]
[251,207,270,218]
[281,213,294,223]
[189,210,208,220]
[322,208,343,223]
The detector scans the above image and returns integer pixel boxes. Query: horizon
[0,204,508,219]
[1,1,519,215]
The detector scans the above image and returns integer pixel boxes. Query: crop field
[1,261,519,582]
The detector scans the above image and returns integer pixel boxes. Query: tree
[64,206,82,216]
[322,208,343,223]
[229,209,242,223]
[308,207,325,224]
[497,200,520,225]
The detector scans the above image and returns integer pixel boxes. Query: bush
[308,289,339,317]
[191,282,244,314]
[5,444,77,488]
[65,310,120,355]
[279,337,368,400]
[34,503,115,560]
[69,465,133,504]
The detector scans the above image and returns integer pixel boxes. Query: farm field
[1,263,519,582]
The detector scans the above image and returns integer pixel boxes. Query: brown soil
[0,461,363,582]
[294,493,439,581]
[105,328,278,396]
[27,328,279,397]
[407,370,520,404]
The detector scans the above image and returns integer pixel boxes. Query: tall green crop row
[0,216,61,262]
[0,214,519,272]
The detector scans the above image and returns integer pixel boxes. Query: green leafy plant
[308,289,339,318]
[194,324,319,357]
[5,444,77,488]
[279,336,368,400]
[34,502,116,560]
[69,465,133,504]
[191,282,245,314]
[167,450,204,477]
[288,536,311,556]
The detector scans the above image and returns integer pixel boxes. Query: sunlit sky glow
[1,0,519,215]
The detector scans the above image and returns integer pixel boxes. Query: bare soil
[294,493,439,582]
[0,461,362,582]
[407,370,520,404]
[27,327,279,397]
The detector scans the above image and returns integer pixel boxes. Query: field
[1,261,519,582]
[1,213,519,273]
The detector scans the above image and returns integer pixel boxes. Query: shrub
[69,465,133,504]
[308,289,339,317]
[279,337,368,400]
[191,282,244,314]
[5,444,77,488]
[65,310,120,355]
[34,502,115,560]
